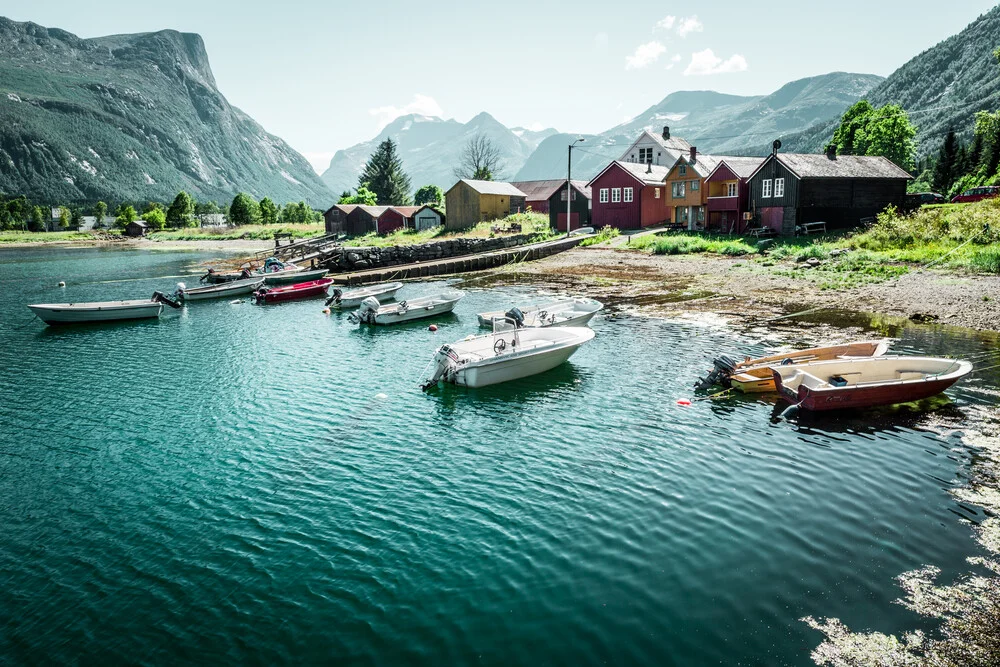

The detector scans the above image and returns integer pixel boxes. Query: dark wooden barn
[746,152,912,235]
[323,204,355,234]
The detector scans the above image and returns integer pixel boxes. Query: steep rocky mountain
[0,17,331,206]
[516,72,883,181]
[320,112,555,196]
[785,5,1000,156]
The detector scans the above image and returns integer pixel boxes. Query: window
[599,188,609,203]
[697,207,705,223]
[774,178,785,198]
[655,188,661,199]
[679,165,687,176]
[762,179,772,198]
[677,207,690,224]
[560,189,576,201]
[727,182,738,197]
[611,188,621,203]
[672,182,686,198]
[690,180,699,191]
[624,187,633,203]
[638,147,652,163]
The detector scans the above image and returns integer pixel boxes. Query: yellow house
[444,179,527,230]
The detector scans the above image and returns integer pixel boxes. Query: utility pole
[567,138,585,237]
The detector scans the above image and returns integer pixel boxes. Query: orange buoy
[322,308,331,314]
[677,399,692,406]
[429,324,438,332]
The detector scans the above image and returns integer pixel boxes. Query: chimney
[826,144,837,159]
[646,162,652,174]
[662,126,670,140]
[689,146,697,162]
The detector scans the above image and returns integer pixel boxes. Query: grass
[341,211,555,248]
[147,224,326,241]
[0,230,98,243]
[578,225,620,247]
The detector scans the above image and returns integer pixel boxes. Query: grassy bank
[341,211,555,248]
[0,230,98,243]
[147,224,326,241]
[601,199,1000,289]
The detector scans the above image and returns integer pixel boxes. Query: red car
[951,185,1000,203]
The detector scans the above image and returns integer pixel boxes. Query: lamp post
[567,137,585,236]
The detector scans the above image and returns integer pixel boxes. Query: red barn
[705,157,765,233]
[588,161,672,230]
[376,208,406,234]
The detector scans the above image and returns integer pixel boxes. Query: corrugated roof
[355,205,390,217]
[712,156,766,179]
[615,160,672,185]
[324,204,357,215]
[570,180,592,200]
[390,206,422,217]
[458,179,528,196]
[775,154,912,180]
[670,154,723,178]
[510,179,566,201]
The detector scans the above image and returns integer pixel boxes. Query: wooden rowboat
[254,278,334,304]
[703,341,890,393]
[773,356,972,411]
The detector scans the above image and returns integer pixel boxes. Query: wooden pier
[327,235,588,285]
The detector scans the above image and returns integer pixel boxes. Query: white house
[411,205,445,231]
[619,126,692,167]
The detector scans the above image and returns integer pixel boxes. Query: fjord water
[1,247,997,664]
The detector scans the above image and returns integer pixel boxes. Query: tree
[414,184,444,206]
[832,100,875,156]
[259,197,279,225]
[145,208,166,230]
[195,200,221,215]
[279,201,314,223]
[229,192,261,226]
[860,104,917,171]
[56,207,70,230]
[115,204,137,228]
[93,201,107,227]
[358,138,412,205]
[70,207,83,229]
[7,196,30,229]
[337,185,378,206]
[932,130,961,193]
[167,191,194,227]
[975,110,1000,179]
[28,205,45,232]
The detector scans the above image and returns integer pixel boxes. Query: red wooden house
[704,157,765,233]
[588,161,672,230]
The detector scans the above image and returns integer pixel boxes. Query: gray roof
[615,160,671,185]
[671,153,723,178]
[711,156,767,179]
[511,179,593,202]
[457,179,527,197]
[355,205,390,217]
[645,130,692,154]
[773,154,912,180]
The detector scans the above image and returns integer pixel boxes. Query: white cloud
[594,32,609,50]
[672,54,682,62]
[676,16,704,37]
[655,15,676,31]
[683,49,749,76]
[369,94,443,130]
[626,41,666,70]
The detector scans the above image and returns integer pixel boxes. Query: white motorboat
[176,278,263,301]
[422,322,595,389]
[262,267,328,285]
[27,292,181,325]
[350,291,464,325]
[326,282,403,308]
[476,297,603,328]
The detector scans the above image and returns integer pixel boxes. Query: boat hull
[256,279,334,304]
[180,279,263,301]
[28,301,163,325]
[454,343,582,388]
[262,268,328,285]
[374,299,457,324]
[332,283,402,308]
[777,376,965,411]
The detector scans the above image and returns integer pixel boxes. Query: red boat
[772,356,973,411]
[254,278,334,304]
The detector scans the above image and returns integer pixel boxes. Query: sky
[3,1,997,173]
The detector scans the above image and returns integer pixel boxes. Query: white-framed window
[672,182,685,198]
[690,180,699,191]
[599,188,609,203]
[762,179,773,198]
[774,178,785,198]
[727,182,738,197]
[655,188,661,199]
[638,148,652,163]
[611,188,621,203]
[624,187,633,203]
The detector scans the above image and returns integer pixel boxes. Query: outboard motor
[349,296,381,324]
[253,287,269,304]
[200,268,216,283]
[151,291,183,309]
[325,288,343,307]
[240,268,252,279]
[505,307,525,328]
[694,353,741,391]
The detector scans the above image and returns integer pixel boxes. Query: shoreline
[0,237,275,252]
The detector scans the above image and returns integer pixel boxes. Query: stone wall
[320,234,536,271]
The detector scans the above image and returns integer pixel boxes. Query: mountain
[320,112,555,196]
[516,73,884,181]
[0,17,331,206]
[784,7,1000,156]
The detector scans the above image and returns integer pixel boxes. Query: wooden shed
[444,180,527,230]
[345,206,388,236]
[410,205,445,231]
[323,204,355,234]
[510,179,565,214]
[747,151,911,235]
[124,220,149,237]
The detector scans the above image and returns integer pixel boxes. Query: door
[556,212,580,232]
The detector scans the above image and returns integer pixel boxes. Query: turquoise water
[1,247,998,664]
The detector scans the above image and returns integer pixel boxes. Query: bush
[579,225,620,247]
[652,236,711,255]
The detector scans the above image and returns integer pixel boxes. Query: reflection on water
[0,247,998,665]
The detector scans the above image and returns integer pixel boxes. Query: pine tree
[932,130,960,193]
[358,139,412,205]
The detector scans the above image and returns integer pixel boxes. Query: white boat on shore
[177,278,263,301]
[27,292,181,325]
[422,323,595,389]
[476,297,603,328]
[350,291,464,325]
[326,282,403,308]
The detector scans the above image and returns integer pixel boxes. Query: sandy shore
[475,246,1000,334]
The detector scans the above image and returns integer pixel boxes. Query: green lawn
[341,211,555,248]
[0,230,96,243]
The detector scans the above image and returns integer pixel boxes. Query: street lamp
[567,137,585,237]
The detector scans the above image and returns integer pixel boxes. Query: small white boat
[262,268,328,286]
[350,291,464,325]
[423,323,595,389]
[27,292,181,325]
[326,282,403,308]
[477,297,603,328]
[176,278,263,301]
